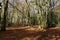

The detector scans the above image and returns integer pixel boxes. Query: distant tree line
[0,0,60,31]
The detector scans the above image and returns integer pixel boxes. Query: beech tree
[1,0,8,31]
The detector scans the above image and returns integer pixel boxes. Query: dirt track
[0,26,60,40]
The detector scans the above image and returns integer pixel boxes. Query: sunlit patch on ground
[6,26,45,32]
[21,37,33,40]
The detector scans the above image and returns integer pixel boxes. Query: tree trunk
[1,0,8,31]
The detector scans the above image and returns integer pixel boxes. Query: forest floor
[0,26,60,40]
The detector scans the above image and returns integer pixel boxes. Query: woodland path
[0,26,60,40]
